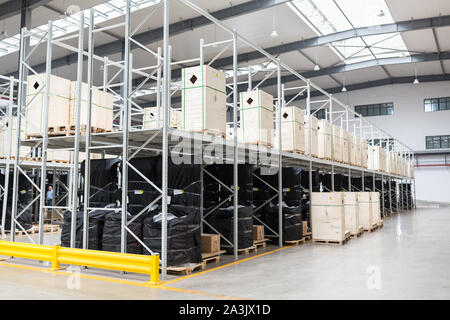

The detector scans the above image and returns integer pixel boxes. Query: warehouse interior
[0,0,448,301]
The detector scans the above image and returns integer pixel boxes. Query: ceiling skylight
[288,0,410,64]
[0,0,160,58]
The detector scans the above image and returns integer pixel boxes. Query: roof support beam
[8,0,292,77]
[432,27,446,75]
[0,0,51,21]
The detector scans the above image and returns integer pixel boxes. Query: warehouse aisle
[0,206,449,299]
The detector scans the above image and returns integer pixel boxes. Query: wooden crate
[201,233,220,254]
[253,225,265,241]
[318,120,332,160]
[181,65,226,136]
[332,125,342,162]
[351,135,361,166]
[371,192,381,226]
[341,128,350,164]
[343,192,361,236]
[0,117,31,158]
[69,82,114,133]
[311,192,346,243]
[143,107,182,129]
[304,115,319,157]
[358,192,375,231]
[368,146,387,172]
[361,139,368,168]
[240,89,273,147]
[25,74,71,137]
[275,106,305,153]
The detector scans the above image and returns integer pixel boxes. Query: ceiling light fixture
[271,7,278,38]
[413,68,419,84]
[314,64,320,71]
[342,86,347,92]
[377,10,385,17]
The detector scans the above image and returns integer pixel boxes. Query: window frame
[355,102,394,117]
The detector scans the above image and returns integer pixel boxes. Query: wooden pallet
[34,224,61,233]
[253,238,269,249]
[0,156,32,161]
[284,237,306,246]
[30,157,70,163]
[201,250,226,265]
[167,261,206,275]
[312,231,351,245]
[350,226,364,238]
[224,245,257,256]
[364,223,380,232]
[284,149,305,155]
[5,226,37,236]
[303,232,312,241]
[246,141,272,149]
[378,220,384,228]
[189,129,225,139]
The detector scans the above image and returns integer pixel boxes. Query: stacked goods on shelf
[361,139,368,168]
[340,128,350,164]
[61,158,121,248]
[386,152,394,174]
[400,183,413,209]
[317,120,332,160]
[143,156,202,265]
[0,116,31,158]
[204,164,254,250]
[142,107,182,129]
[69,82,114,133]
[371,192,382,226]
[25,74,71,137]
[368,146,386,172]
[343,192,362,236]
[375,179,389,217]
[358,192,377,231]
[320,173,345,192]
[240,89,273,147]
[259,167,303,242]
[181,65,226,136]
[351,135,361,166]
[407,161,415,178]
[332,125,342,162]
[275,106,305,153]
[304,115,319,157]
[0,172,33,231]
[311,192,348,243]
[201,233,220,254]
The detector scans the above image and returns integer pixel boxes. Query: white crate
[0,117,31,159]
[240,89,274,146]
[318,120,332,160]
[340,128,350,164]
[358,192,374,230]
[361,139,368,168]
[350,134,360,166]
[304,115,319,157]
[343,192,361,236]
[371,192,381,226]
[274,106,305,153]
[25,74,71,137]
[332,125,342,162]
[181,65,226,136]
[311,192,347,242]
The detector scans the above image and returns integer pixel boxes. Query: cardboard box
[201,233,220,254]
[253,225,265,241]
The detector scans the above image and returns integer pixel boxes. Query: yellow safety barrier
[0,241,159,284]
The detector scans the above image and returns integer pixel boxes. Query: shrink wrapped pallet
[181,65,226,136]
[240,89,273,147]
[358,192,376,231]
[69,82,114,133]
[25,74,71,137]
[143,107,182,129]
[371,192,381,226]
[311,192,348,243]
[332,125,342,162]
[304,115,319,157]
[343,192,362,236]
[0,117,31,159]
[341,128,350,164]
[317,120,332,160]
[274,106,305,153]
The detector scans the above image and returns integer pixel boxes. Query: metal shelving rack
[4,0,416,280]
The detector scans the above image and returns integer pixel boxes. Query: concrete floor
[0,205,449,300]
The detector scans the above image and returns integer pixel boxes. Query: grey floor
[0,205,449,300]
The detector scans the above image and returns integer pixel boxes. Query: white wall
[328,81,450,203]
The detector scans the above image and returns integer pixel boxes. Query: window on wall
[355,102,394,117]
[426,135,450,149]
[311,108,326,120]
[424,97,450,112]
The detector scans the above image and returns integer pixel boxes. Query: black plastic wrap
[269,167,303,207]
[321,173,345,191]
[261,203,302,241]
[205,205,253,249]
[81,158,121,188]
[143,207,202,266]
[61,207,110,250]
[215,164,254,206]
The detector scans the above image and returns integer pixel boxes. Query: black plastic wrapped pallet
[127,181,160,208]
[205,205,253,250]
[260,203,303,241]
[320,173,345,192]
[143,206,202,266]
[301,170,320,192]
[215,164,254,206]
[81,158,121,188]
[1,204,33,231]
[126,157,159,184]
[269,167,303,207]
[60,208,110,250]
[102,209,149,254]
[203,165,220,210]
